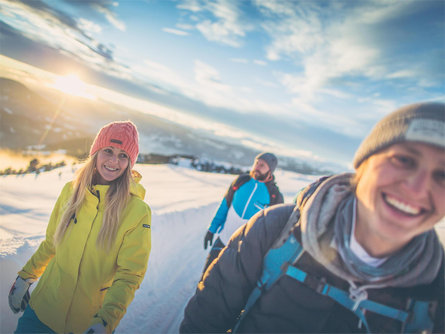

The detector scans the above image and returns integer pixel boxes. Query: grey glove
[8,276,34,313]
[204,230,214,250]
[84,323,106,334]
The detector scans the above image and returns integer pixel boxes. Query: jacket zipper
[241,182,257,219]
[64,190,101,332]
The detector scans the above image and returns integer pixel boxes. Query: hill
[0,78,89,150]
[0,77,335,174]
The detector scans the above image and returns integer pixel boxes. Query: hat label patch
[406,119,444,147]
[110,139,123,144]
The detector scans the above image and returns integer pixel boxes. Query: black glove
[204,231,214,250]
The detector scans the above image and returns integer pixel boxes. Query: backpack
[233,177,436,334]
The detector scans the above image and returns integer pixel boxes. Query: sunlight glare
[51,74,95,100]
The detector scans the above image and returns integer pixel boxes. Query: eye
[119,153,129,160]
[389,154,416,169]
[103,148,113,155]
[433,169,445,187]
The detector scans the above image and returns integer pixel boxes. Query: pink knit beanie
[90,121,139,167]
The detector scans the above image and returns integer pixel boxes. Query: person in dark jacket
[181,102,445,333]
[202,152,284,274]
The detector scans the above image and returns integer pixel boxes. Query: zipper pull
[96,190,100,209]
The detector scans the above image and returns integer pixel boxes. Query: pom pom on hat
[353,102,445,169]
[90,121,139,167]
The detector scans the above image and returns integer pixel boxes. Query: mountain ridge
[0,77,335,174]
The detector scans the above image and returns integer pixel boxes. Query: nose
[108,154,118,163]
[403,168,430,197]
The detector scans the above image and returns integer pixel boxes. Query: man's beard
[251,169,269,181]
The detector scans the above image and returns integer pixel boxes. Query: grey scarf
[300,173,444,290]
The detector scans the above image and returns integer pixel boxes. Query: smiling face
[251,158,271,181]
[354,142,445,257]
[95,146,130,185]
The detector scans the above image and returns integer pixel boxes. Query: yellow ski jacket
[19,175,151,333]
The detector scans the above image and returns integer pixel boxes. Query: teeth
[385,195,421,215]
[105,166,118,171]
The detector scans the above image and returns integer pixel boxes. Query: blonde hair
[53,153,131,250]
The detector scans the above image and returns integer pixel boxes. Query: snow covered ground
[1,164,444,333]
[0,164,317,333]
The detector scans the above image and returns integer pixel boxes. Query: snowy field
[1,164,444,333]
[0,164,317,333]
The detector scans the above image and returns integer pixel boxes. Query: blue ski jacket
[208,173,283,244]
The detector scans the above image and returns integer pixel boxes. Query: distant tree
[27,158,39,172]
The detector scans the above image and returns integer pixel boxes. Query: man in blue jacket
[202,152,284,274]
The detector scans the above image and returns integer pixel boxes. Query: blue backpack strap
[232,177,329,333]
[285,264,435,333]
[232,233,304,333]
[402,299,435,333]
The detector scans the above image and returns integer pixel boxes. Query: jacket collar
[85,171,146,209]
[84,184,109,210]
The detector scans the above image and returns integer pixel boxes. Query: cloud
[194,60,229,90]
[6,0,81,34]
[253,60,267,66]
[133,59,189,95]
[162,27,189,36]
[178,0,251,47]
[1,0,120,70]
[230,58,248,64]
[78,18,102,36]
[62,0,125,31]
[248,0,444,130]
[177,0,202,13]
[254,1,442,82]
[174,0,443,135]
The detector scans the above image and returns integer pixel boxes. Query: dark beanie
[353,102,445,169]
[255,152,278,173]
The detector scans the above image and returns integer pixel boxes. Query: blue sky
[0,0,444,167]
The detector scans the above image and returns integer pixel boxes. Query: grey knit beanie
[255,152,278,173]
[353,102,445,168]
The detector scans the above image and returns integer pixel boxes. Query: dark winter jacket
[208,173,283,244]
[180,204,445,333]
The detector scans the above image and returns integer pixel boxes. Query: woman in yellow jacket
[8,121,151,334]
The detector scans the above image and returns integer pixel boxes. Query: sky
[0,0,444,166]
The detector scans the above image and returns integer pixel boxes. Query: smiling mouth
[104,165,119,172]
[382,193,425,217]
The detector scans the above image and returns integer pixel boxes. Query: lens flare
[51,74,95,100]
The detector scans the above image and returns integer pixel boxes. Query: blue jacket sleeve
[208,198,229,234]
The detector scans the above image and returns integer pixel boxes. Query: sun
[51,73,95,100]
